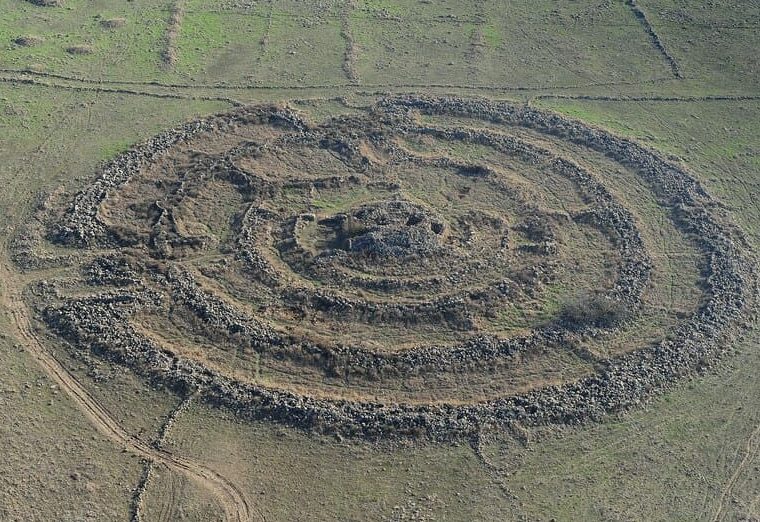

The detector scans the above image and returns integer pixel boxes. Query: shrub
[27,0,64,6]
[100,18,127,29]
[560,292,629,329]
[65,45,94,55]
[13,35,44,47]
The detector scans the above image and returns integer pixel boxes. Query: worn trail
[710,419,760,522]
[0,240,259,522]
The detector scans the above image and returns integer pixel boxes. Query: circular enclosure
[27,96,755,439]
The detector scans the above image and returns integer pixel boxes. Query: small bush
[100,18,126,29]
[14,35,44,47]
[560,292,629,329]
[517,214,551,241]
[65,45,94,55]
[27,0,64,6]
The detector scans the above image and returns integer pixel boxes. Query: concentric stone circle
[25,96,755,440]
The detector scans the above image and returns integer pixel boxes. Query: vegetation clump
[26,0,64,6]
[65,45,94,55]
[13,35,44,47]
[100,17,126,29]
[560,292,630,329]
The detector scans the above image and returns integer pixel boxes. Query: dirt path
[0,243,259,521]
[710,420,760,522]
[154,464,181,522]
[132,392,196,521]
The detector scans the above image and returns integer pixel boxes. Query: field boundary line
[162,0,185,69]
[0,75,243,106]
[163,7,760,30]
[535,94,760,103]
[626,0,682,79]
[340,1,360,84]
[0,67,681,92]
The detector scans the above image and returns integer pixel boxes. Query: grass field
[0,0,758,520]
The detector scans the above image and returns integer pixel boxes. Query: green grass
[0,336,142,521]
[0,1,759,520]
[174,11,229,76]
[165,401,514,521]
[357,0,404,17]
[1,0,755,93]
[0,0,171,81]
[538,98,760,242]
[481,24,501,48]
[637,0,760,92]
[501,332,760,521]
[257,15,344,86]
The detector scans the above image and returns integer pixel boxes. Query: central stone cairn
[331,200,444,259]
[28,96,754,439]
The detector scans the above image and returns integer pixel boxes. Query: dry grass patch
[162,1,184,68]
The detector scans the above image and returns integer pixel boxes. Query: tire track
[711,420,760,522]
[132,393,196,521]
[747,491,760,519]
[0,241,260,522]
[157,465,180,522]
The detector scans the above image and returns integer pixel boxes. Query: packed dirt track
[12,95,757,441]
[0,240,260,521]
